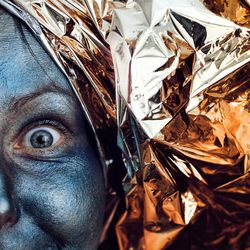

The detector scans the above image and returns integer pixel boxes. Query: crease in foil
[1,0,250,249]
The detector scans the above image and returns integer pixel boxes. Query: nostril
[1,214,16,230]
[6,216,14,225]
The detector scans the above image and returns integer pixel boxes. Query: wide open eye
[23,126,61,149]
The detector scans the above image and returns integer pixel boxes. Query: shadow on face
[0,7,105,250]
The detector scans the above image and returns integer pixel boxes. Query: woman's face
[0,9,105,250]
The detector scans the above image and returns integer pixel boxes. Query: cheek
[14,151,106,245]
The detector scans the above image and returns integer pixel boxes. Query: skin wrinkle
[9,85,75,115]
[0,8,105,250]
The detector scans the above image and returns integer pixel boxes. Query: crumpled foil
[1,0,250,249]
[204,0,250,28]
[109,1,250,249]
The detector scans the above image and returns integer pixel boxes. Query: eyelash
[25,119,69,135]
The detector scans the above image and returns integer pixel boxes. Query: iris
[30,130,53,148]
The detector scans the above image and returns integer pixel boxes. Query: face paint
[0,9,105,250]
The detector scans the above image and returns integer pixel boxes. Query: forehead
[0,9,71,107]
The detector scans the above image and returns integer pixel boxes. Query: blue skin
[0,8,105,250]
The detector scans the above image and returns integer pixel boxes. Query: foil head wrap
[1,0,249,249]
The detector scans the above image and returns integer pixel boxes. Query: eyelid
[17,119,68,137]
[25,119,69,133]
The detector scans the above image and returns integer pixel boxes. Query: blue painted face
[0,8,105,250]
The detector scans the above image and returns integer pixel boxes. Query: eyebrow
[9,84,75,113]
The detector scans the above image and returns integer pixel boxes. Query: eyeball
[23,126,61,149]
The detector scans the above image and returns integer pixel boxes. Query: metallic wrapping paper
[1,0,250,249]
[110,1,250,249]
[204,0,250,28]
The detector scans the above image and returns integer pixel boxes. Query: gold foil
[109,1,250,249]
[1,0,250,249]
[204,0,250,28]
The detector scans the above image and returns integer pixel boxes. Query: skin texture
[0,8,105,250]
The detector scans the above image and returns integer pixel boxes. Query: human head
[0,7,105,250]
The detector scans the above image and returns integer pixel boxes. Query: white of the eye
[23,126,61,148]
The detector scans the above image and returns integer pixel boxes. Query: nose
[0,170,17,229]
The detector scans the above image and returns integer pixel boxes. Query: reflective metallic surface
[1,0,249,249]
[111,1,250,249]
[204,0,250,28]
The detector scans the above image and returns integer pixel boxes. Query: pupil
[30,130,53,148]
